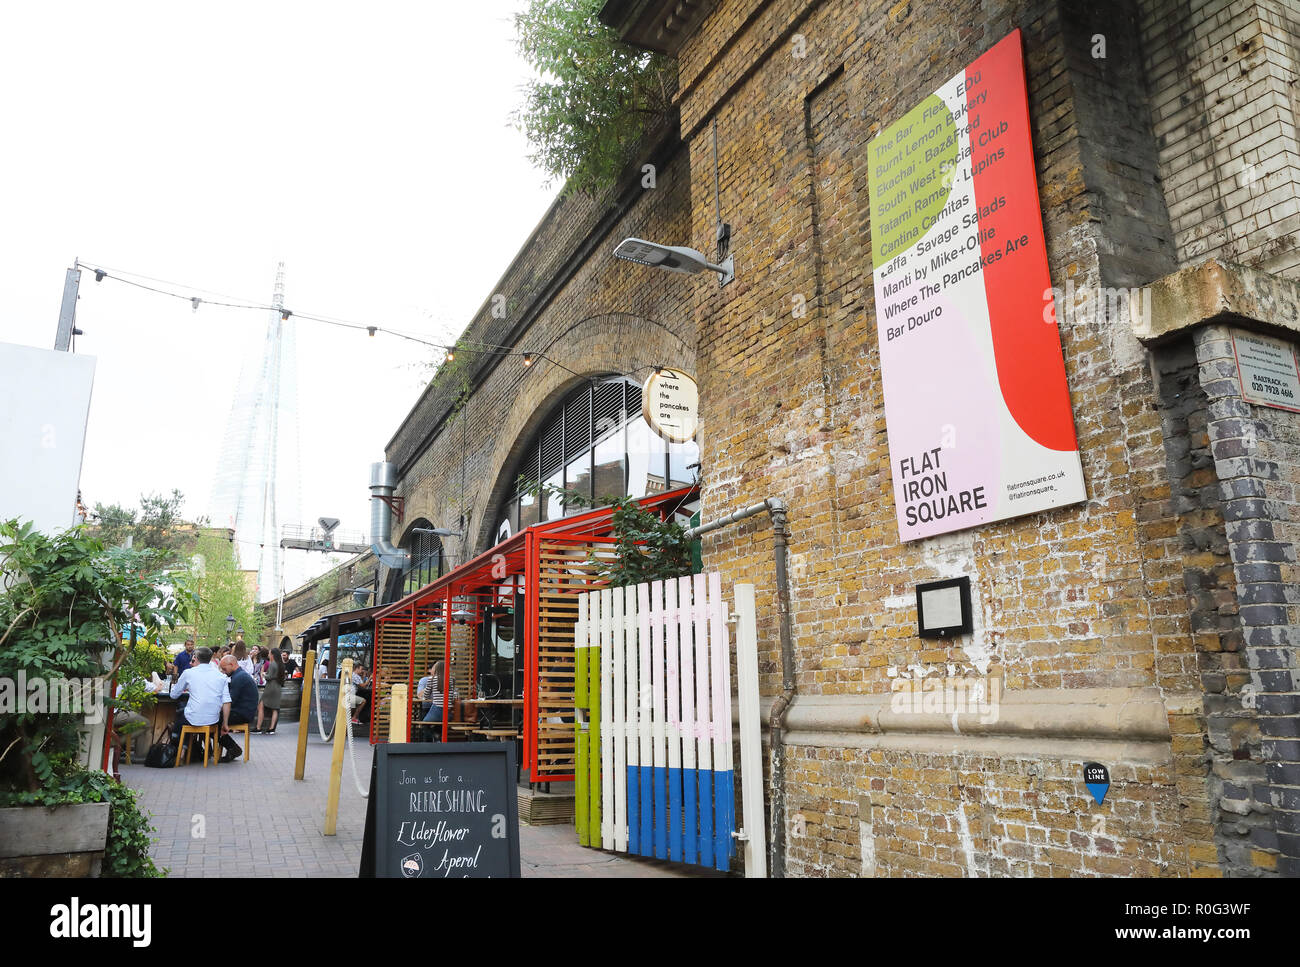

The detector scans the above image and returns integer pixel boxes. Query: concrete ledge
[756,686,1172,742]
[1133,259,1300,344]
[780,731,1173,766]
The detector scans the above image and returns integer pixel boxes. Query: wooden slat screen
[533,539,616,778]
[372,614,412,743]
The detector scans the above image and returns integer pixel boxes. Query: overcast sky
[0,2,557,597]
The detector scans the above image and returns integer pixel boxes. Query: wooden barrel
[278,680,302,722]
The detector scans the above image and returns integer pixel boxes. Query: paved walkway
[122,719,700,878]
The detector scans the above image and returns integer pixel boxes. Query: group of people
[165,637,296,761]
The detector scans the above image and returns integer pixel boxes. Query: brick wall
[674,0,1208,875]
[1192,323,1300,874]
[1141,0,1300,276]
[367,0,1300,876]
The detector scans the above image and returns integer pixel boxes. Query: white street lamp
[613,237,734,286]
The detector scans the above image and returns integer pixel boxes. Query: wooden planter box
[0,802,110,877]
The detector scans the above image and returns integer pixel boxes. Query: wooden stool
[176,723,218,767]
[226,722,252,762]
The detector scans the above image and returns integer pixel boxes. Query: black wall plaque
[359,743,520,878]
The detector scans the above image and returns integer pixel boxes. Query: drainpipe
[369,461,410,570]
[684,497,795,878]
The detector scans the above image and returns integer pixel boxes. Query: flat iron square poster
[868,29,1086,542]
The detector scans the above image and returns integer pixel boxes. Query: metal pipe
[686,496,796,878]
[683,499,772,540]
[369,461,410,569]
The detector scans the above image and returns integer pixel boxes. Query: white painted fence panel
[575,573,762,874]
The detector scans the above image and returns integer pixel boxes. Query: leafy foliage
[0,770,165,877]
[512,0,677,195]
[115,638,170,714]
[0,517,179,870]
[90,489,202,565]
[180,533,264,650]
[519,477,695,586]
[596,497,695,586]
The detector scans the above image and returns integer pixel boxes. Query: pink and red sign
[868,29,1085,542]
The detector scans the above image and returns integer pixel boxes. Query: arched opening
[492,375,699,540]
[382,518,445,604]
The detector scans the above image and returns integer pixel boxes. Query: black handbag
[144,740,177,768]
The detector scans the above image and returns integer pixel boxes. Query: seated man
[217,655,259,763]
[350,661,373,725]
[169,646,231,760]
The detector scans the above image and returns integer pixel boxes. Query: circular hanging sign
[643,369,699,443]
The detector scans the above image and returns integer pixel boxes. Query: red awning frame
[370,486,699,781]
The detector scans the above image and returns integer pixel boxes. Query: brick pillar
[1193,324,1299,876]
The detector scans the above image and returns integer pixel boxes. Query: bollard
[294,649,316,781]
[389,684,408,743]
[324,657,353,836]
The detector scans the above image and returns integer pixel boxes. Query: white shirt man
[169,647,232,727]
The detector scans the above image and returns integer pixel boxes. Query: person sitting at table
[416,663,435,703]
[216,655,258,763]
[420,661,459,724]
[169,646,231,760]
[350,661,373,725]
[172,638,197,677]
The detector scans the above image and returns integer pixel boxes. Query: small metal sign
[643,368,699,443]
[1231,328,1300,413]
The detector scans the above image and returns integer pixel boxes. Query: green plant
[512,0,677,195]
[0,770,165,877]
[90,489,206,566]
[0,520,182,792]
[596,496,695,586]
[179,533,264,650]
[115,638,170,713]
[519,477,696,586]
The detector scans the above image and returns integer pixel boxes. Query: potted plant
[0,519,185,877]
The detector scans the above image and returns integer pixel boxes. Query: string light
[75,262,675,388]
[77,259,528,360]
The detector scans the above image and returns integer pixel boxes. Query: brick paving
[122,720,701,878]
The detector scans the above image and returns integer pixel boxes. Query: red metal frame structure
[370,486,698,784]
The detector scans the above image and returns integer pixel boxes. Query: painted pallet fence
[577,572,737,871]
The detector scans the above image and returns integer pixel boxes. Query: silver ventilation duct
[369,461,409,569]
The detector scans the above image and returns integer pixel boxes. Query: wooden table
[141,695,180,744]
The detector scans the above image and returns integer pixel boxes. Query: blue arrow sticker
[1083,761,1109,805]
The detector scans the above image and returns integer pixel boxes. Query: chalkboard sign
[307,680,340,737]
[359,743,520,878]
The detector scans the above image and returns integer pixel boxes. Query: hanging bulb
[93,269,106,282]
[280,309,291,321]
[523,352,533,366]
[445,349,455,362]
[191,297,201,313]
[367,326,377,337]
